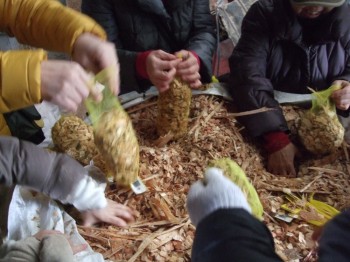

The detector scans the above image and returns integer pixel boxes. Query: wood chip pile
[74,95,350,262]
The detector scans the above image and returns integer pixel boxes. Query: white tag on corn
[130,177,147,194]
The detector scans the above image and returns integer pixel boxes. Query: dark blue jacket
[229,0,350,137]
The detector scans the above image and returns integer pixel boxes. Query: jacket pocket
[3,106,45,145]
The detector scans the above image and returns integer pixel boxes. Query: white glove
[186,167,251,227]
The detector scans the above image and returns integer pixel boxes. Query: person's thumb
[204,167,228,187]
[188,179,206,200]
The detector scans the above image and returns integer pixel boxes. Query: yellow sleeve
[0,50,46,113]
[0,0,106,55]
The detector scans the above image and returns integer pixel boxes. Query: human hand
[81,199,135,227]
[187,167,251,227]
[34,230,87,255]
[72,32,120,95]
[175,50,202,88]
[41,60,97,112]
[146,50,181,92]
[267,143,299,177]
[330,80,350,110]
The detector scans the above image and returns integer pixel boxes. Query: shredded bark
[75,96,350,261]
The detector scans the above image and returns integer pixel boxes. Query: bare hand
[34,230,87,254]
[41,60,92,112]
[331,80,350,110]
[175,50,202,88]
[146,50,181,92]
[267,143,299,177]
[81,199,135,227]
[72,33,120,95]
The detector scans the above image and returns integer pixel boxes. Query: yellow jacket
[0,0,106,135]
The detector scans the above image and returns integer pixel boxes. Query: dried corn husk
[51,115,98,165]
[156,77,192,140]
[85,68,140,186]
[281,191,340,226]
[298,86,344,155]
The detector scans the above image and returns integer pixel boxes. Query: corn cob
[93,106,139,186]
[85,69,140,187]
[297,85,344,155]
[156,77,192,140]
[209,158,264,220]
[298,109,344,155]
[51,115,98,165]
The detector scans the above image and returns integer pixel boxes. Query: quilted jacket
[0,0,105,136]
[229,0,350,137]
[82,0,216,94]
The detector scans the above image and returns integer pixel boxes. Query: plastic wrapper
[85,68,139,187]
[298,85,344,155]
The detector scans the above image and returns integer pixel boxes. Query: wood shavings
[70,96,350,261]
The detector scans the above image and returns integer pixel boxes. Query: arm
[183,0,216,83]
[0,136,135,226]
[81,0,141,94]
[229,2,288,138]
[0,0,120,113]
[0,136,106,211]
[0,0,106,54]
[187,168,282,262]
[0,233,75,262]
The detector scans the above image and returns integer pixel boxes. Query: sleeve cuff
[136,51,152,79]
[263,131,291,153]
[189,51,201,68]
[64,176,107,211]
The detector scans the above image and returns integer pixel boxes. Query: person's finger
[188,180,206,197]
[181,72,201,83]
[189,79,202,89]
[154,68,176,82]
[155,59,180,73]
[177,58,197,71]
[205,167,224,181]
[104,216,129,227]
[156,50,179,61]
[34,230,63,240]
[157,84,170,93]
[71,244,88,255]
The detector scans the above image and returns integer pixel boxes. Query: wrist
[189,51,200,67]
[65,176,107,211]
[136,51,153,79]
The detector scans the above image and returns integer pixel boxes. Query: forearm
[187,0,216,82]
[0,238,40,261]
[0,0,106,54]
[0,50,46,113]
[0,137,106,211]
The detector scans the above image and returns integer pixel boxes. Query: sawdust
[75,96,350,262]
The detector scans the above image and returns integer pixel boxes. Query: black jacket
[192,209,283,262]
[82,0,216,94]
[192,208,350,262]
[229,0,350,137]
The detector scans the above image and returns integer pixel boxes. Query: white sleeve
[63,175,107,211]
